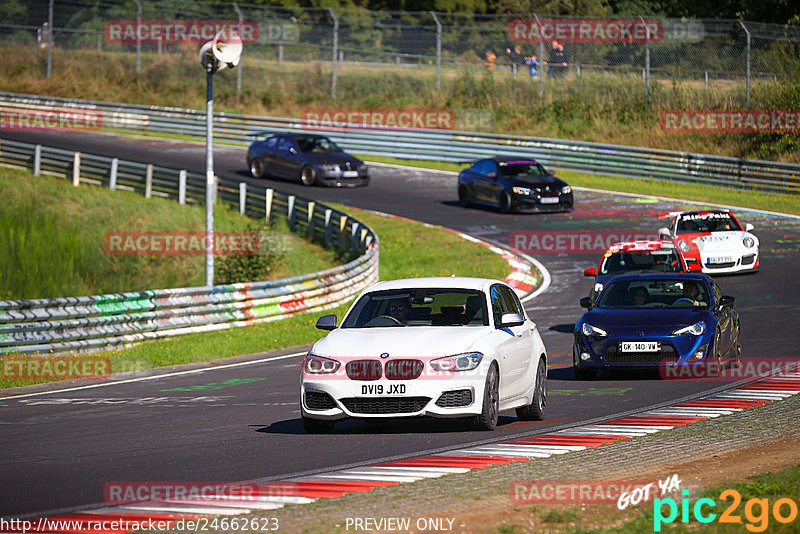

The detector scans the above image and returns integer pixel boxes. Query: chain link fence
[2,2,799,108]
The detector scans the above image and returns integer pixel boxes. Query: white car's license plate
[360,384,406,395]
[620,341,660,352]
[707,256,733,264]
[341,170,359,178]
[539,197,560,204]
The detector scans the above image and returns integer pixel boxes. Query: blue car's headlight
[512,186,532,196]
[561,185,572,194]
[672,321,706,336]
[321,164,340,172]
[581,323,608,337]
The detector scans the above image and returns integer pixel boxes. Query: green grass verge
[1,201,512,389]
[361,155,800,216]
[0,166,340,300]
[578,463,800,533]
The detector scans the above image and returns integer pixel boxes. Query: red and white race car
[657,210,759,274]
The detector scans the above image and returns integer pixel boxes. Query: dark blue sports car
[248,133,369,187]
[573,273,741,380]
[458,157,573,213]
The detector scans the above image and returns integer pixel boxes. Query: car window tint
[499,285,523,315]
[712,281,722,306]
[265,137,277,148]
[341,289,488,328]
[277,138,294,152]
[473,160,488,175]
[490,285,510,326]
[485,161,498,175]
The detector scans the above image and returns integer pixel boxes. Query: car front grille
[340,397,431,414]
[604,345,676,365]
[304,390,337,411]
[435,389,473,408]
[705,261,737,269]
[346,360,382,380]
[384,359,424,380]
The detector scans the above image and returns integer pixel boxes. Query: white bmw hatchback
[300,277,548,433]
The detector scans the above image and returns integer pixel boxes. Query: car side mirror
[315,314,337,331]
[583,267,596,277]
[658,227,671,239]
[579,297,592,310]
[745,223,754,232]
[719,296,735,308]
[499,312,524,328]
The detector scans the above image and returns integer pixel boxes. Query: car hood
[303,152,363,166]
[582,308,710,331]
[509,175,565,188]
[313,327,490,358]
[681,231,756,253]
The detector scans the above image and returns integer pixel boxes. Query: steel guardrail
[0,138,379,356]
[1,91,798,194]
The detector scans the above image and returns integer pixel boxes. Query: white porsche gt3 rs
[300,277,548,433]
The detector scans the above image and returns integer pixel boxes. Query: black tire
[498,191,515,214]
[458,185,473,207]
[473,364,499,431]
[249,158,266,179]
[300,165,317,186]
[516,357,547,421]
[574,365,597,381]
[302,416,336,434]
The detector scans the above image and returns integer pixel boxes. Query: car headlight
[673,321,706,336]
[321,163,340,172]
[512,186,532,196]
[581,323,608,337]
[561,185,572,194]
[743,236,756,248]
[302,353,341,374]
[429,352,483,372]
[677,240,690,253]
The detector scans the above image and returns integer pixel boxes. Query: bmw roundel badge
[380,352,390,359]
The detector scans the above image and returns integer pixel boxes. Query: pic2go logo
[654,489,799,532]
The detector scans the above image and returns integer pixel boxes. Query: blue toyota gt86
[573,273,741,380]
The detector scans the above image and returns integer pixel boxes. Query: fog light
[580,352,591,361]
[688,344,707,361]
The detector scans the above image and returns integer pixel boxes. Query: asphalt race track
[2,130,800,518]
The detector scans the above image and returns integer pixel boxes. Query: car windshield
[296,136,341,153]
[498,162,548,178]
[676,212,741,234]
[599,249,683,275]
[341,289,489,328]
[595,279,710,309]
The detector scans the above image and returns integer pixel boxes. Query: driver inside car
[385,298,410,324]
[680,281,705,306]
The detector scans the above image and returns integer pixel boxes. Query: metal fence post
[134,0,141,74]
[110,158,118,190]
[178,169,186,203]
[145,163,153,198]
[640,16,650,105]
[239,182,247,215]
[265,188,274,223]
[533,14,544,97]
[287,195,296,228]
[72,152,80,187]
[328,8,338,99]
[233,2,243,95]
[46,0,53,78]
[431,11,442,93]
[324,208,333,247]
[33,145,41,176]
[739,21,751,108]
[307,201,315,236]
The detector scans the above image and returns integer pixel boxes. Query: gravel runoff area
[243,391,800,534]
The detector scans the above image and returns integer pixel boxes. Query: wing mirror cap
[499,312,525,328]
[315,314,338,331]
[579,297,592,310]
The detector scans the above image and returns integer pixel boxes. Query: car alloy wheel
[516,357,547,420]
[249,158,265,179]
[474,364,499,430]
[499,191,515,214]
[458,185,473,207]
[302,416,336,434]
[300,165,318,186]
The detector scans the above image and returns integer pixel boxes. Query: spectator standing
[523,54,539,78]
[505,45,524,77]
[547,40,569,78]
[484,50,496,71]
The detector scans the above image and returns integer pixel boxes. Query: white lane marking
[364,466,471,474]
[593,425,676,431]
[4,352,306,400]
[452,449,551,458]
[640,410,724,418]
[647,407,740,415]
[553,428,651,437]
[583,425,665,434]
[92,503,248,515]
[737,389,800,395]
[304,473,425,483]
[334,468,451,479]
[489,444,587,452]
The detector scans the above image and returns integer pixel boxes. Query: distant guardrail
[1,91,799,194]
[0,138,379,355]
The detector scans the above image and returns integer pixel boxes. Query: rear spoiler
[657,211,682,219]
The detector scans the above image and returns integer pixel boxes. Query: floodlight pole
[205,63,215,287]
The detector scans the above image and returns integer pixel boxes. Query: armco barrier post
[351,222,360,254]
[325,208,333,246]
[308,201,316,237]
[72,152,80,187]
[110,158,118,190]
[265,188,274,223]
[178,169,186,204]
[33,145,41,176]
[145,163,153,199]
[287,195,296,228]
[239,182,247,215]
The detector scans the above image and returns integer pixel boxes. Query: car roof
[269,133,330,140]
[492,156,541,165]
[604,273,710,283]
[677,210,732,217]
[605,240,676,253]
[363,277,504,293]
